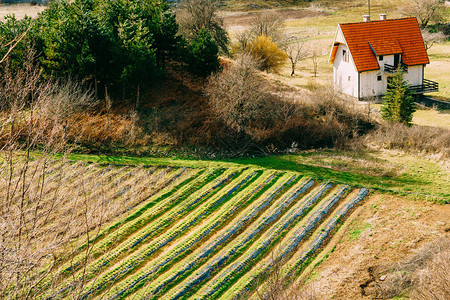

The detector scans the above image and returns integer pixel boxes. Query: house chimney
[363,15,371,22]
[380,13,387,20]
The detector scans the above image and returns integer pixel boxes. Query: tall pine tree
[187,29,220,79]
[381,66,417,126]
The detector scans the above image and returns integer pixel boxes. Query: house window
[379,55,383,61]
[348,76,351,81]
[377,75,382,81]
[343,50,349,62]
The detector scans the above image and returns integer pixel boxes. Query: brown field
[296,193,450,299]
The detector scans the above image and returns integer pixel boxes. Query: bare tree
[283,41,308,76]
[0,53,103,299]
[421,28,446,50]
[402,0,445,28]
[177,0,229,54]
[251,12,282,42]
[232,13,283,57]
[206,54,280,135]
[253,251,319,300]
[232,29,254,54]
[311,48,319,78]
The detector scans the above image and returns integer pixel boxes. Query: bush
[205,56,374,154]
[356,122,450,159]
[206,54,276,135]
[365,238,450,299]
[249,35,288,73]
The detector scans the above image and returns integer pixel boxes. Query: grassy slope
[426,40,450,100]
[65,150,449,203]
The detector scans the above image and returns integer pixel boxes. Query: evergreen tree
[381,66,417,126]
[187,29,220,78]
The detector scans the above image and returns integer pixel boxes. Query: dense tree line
[0,0,221,96]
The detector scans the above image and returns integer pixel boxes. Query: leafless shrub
[401,0,445,28]
[0,54,105,299]
[232,29,254,55]
[421,28,446,50]
[252,252,320,300]
[206,56,373,154]
[356,122,450,159]
[410,246,450,299]
[206,54,277,135]
[177,0,229,54]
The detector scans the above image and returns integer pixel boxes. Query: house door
[394,54,400,68]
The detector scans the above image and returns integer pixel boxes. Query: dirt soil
[303,193,450,299]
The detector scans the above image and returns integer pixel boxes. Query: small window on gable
[377,75,382,81]
[379,55,383,61]
[348,76,351,81]
[343,50,349,62]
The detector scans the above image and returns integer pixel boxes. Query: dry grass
[368,238,450,299]
[413,108,450,129]
[410,242,450,300]
[356,122,450,159]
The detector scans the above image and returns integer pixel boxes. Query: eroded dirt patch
[302,194,450,299]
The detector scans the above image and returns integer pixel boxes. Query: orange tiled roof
[339,17,429,72]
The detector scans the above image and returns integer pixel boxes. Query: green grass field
[65,150,449,204]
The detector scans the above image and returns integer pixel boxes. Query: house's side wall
[359,57,424,98]
[360,70,385,98]
[333,44,358,98]
[403,65,423,86]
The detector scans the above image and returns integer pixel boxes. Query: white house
[329,15,438,100]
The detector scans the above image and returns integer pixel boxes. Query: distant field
[222,0,450,101]
[17,161,369,299]
[0,3,45,19]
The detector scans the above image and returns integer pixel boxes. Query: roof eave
[358,67,382,72]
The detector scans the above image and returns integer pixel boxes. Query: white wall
[360,70,384,98]
[404,65,423,86]
[333,44,358,98]
[359,54,424,98]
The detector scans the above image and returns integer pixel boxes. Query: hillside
[1,1,449,299]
